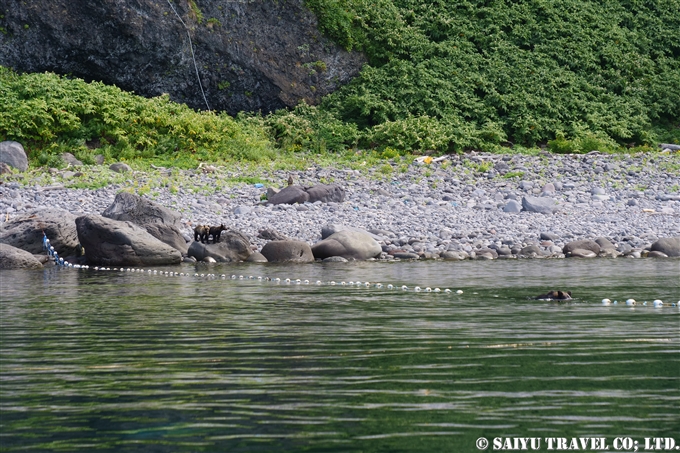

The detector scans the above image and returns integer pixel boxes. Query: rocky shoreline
[2,150,680,264]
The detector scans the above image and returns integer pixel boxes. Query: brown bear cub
[209,224,227,243]
[194,224,227,243]
[194,225,210,243]
[534,290,572,300]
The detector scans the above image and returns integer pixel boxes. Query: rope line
[166,0,211,111]
[40,233,677,306]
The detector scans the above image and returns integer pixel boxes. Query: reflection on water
[1,259,679,452]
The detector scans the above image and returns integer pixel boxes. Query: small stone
[540,232,559,241]
[522,196,558,214]
[564,240,600,256]
[440,251,465,260]
[503,200,522,213]
[322,256,349,262]
[519,244,543,256]
[233,206,252,215]
[109,163,132,173]
[541,183,555,193]
[61,152,83,166]
[392,252,420,259]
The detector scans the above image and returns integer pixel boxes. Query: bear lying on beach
[533,290,572,300]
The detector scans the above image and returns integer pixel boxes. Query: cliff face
[0,0,365,114]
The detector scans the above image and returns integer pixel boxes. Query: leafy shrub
[307,0,680,151]
[263,102,359,152]
[0,67,275,165]
[363,115,453,152]
[548,130,621,154]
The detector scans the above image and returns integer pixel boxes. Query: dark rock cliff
[0,0,365,114]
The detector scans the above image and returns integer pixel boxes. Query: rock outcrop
[260,240,314,263]
[0,208,80,255]
[563,240,600,257]
[651,237,680,257]
[75,215,182,266]
[267,184,345,205]
[187,230,252,262]
[0,0,365,115]
[0,243,44,269]
[311,230,382,261]
[102,192,188,254]
[0,141,28,172]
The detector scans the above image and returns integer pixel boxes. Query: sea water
[1,259,678,452]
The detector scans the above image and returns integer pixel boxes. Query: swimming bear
[209,224,227,243]
[194,225,210,243]
[534,290,572,300]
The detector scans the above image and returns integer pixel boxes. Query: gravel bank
[2,151,679,259]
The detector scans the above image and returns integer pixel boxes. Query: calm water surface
[1,259,679,452]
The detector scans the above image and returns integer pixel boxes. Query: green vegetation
[0,67,274,166]
[1,0,679,167]
[503,170,525,179]
[187,0,203,23]
[304,0,680,152]
[206,17,221,28]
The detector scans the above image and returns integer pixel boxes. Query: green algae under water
[1,259,678,453]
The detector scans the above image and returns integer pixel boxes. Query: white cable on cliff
[166,0,211,111]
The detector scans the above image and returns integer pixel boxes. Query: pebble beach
[2,151,679,259]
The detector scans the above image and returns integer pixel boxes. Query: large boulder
[522,196,559,214]
[0,208,80,255]
[651,237,680,257]
[267,185,310,205]
[595,237,620,257]
[260,240,314,263]
[563,239,601,256]
[102,192,187,253]
[0,243,44,269]
[306,184,345,203]
[321,223,382,241]
[268,184,345,205]
[0,141,28,172]
[187,230,252,263]
[312,230,382,260]
[76,215,182,266]
[141,223,188,254]
[102,191,180,225]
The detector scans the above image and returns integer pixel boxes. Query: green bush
[548,130,622,154]
[307,0,680,151]
[0,67,275,165]
[363,115,453,152]
[263,102,359,153]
